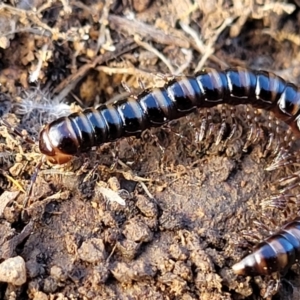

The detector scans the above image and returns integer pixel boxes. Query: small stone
[111,261,156,283]
[43,276,58,293]
[0,191,19,218]
[50,265,67,281]
[33,291,48,300]
[0,256,26,285]
[123,218,153,243]
[136,195,158,217]
[116,239,140,261]
[78,238,107,264]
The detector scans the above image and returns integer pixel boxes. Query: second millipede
[38,66,300,276]
[232,218,300,275]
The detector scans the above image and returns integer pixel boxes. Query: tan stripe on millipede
[269,238,289,268]
[79,112,95,144]
[96,107,109,131]
[283,226,300,243]
[177,77,198,106]
[64,117,80,147]
[277,88,290,116]
[151,88,172,121]
[268,75,282,103]
[253,251,269,273]
[237,67,250,99]
[207,68,223,101]
[290,89,300,115]
[103,105,123,135]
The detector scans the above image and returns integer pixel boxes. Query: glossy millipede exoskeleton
[232,218,300,275]
[39,66,300,164]
[36,67,300,276]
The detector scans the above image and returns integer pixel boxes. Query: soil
[1,1,300,299]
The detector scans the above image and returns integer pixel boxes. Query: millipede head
[232,242,279,276]
[39,124,73,164]
[232,255,258,276]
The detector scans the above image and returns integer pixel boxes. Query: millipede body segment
[39,67,300,164]
[232,218,300,275]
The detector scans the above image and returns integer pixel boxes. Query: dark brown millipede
[39,67,300,164]
[232,218,300,275]
[38,67,300,276]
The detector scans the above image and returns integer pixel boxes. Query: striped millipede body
[39,67,300,164]
[232,218,300,275]
[38,67,300,275]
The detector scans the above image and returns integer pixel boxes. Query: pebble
[123,218,153,242]
[0,256,26,285]
[78,238,107,264]
[136,195,158,217]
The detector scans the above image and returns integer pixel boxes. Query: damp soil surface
[1,1,300,299]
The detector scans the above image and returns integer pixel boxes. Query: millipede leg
[207,108,216,141]
[154,72,176,83]
[261,193,292,210]
[23,156,45,208]
[284,128,294,149]
[161,123,187,141]
[263,278,281,299]
[148,129,165,153]
[124,137,138,155]
[243,107,260,151]
[215,105,227,145]
[264,132,277,157]
[268,127,295,168]
[224,106,237,146]
[137,77,146,90]
[83,163,99,183]
[197,109,208,142]
[267,148,300,171]
[272,119,282,156]
[251,109,262,144]
[264,114,280,157]
[121,81,133,94]
[109,142,120,171]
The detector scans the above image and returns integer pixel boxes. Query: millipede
[39,66,300,164]
[33,67,300,278]
[232,218,300,276]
